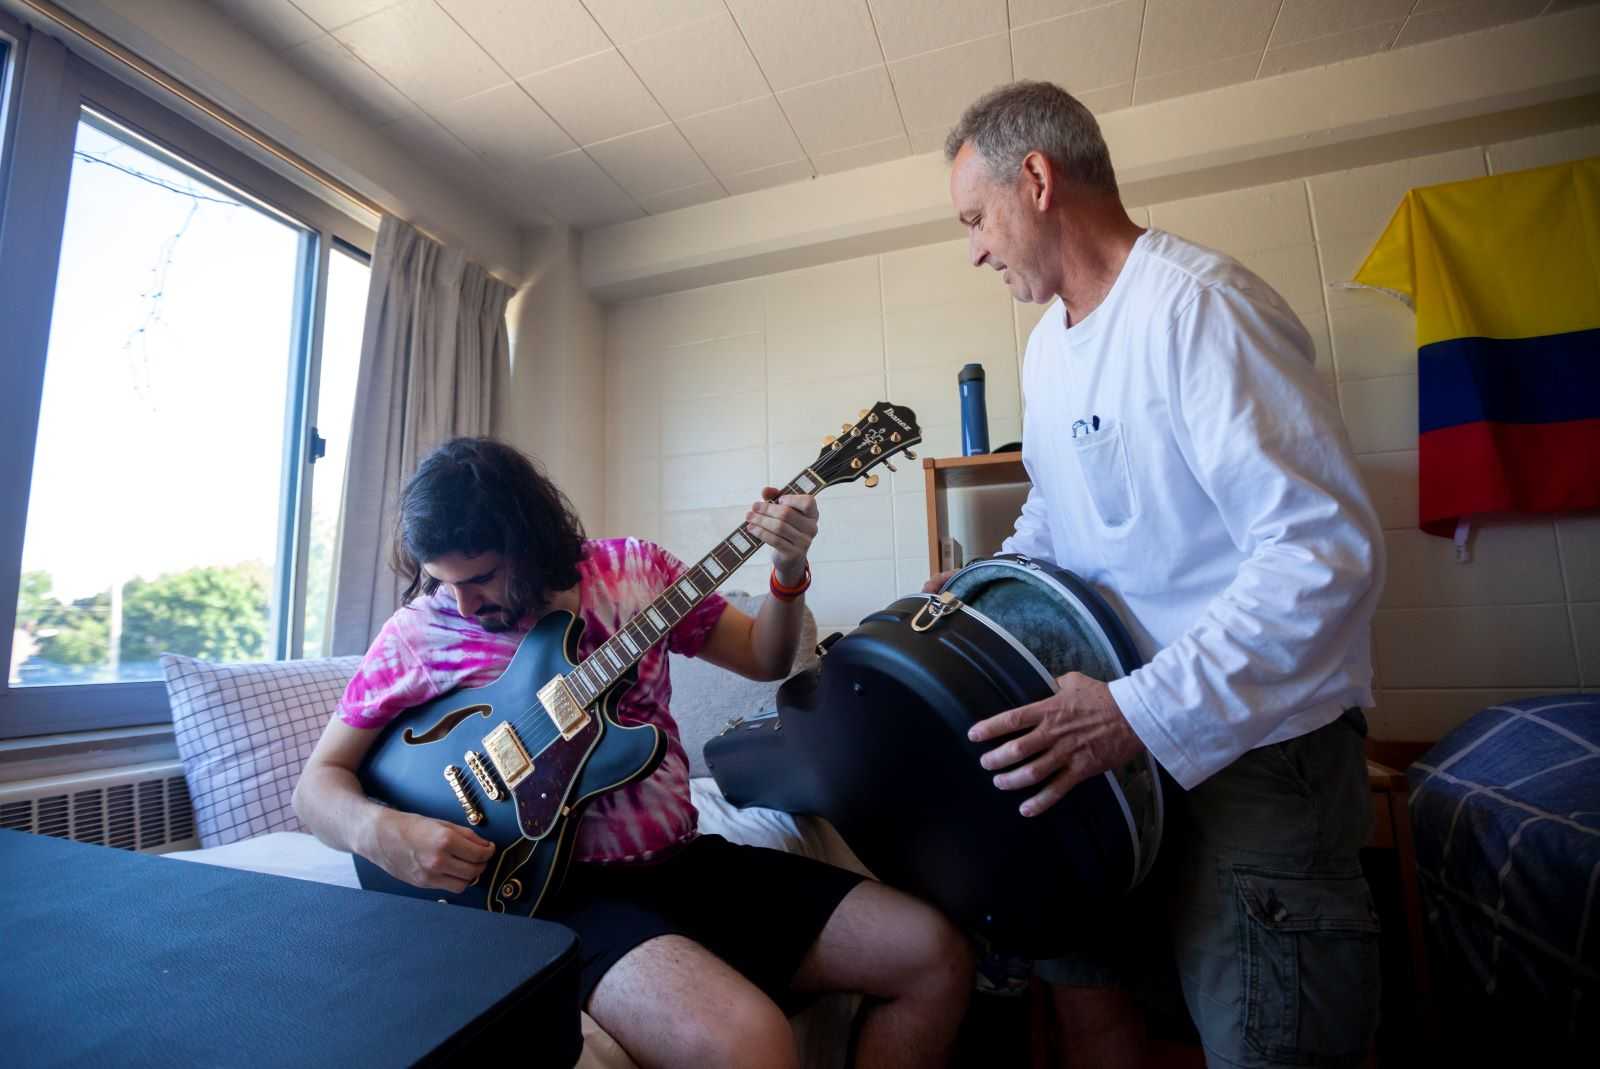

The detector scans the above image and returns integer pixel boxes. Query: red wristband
[769,564,811,601]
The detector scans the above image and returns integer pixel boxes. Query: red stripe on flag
[1418,419,1600,537]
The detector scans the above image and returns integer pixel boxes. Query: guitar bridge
[465,750,503,800]
[538,676,590,740]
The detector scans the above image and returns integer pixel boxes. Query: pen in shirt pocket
[1071,415,1103,438]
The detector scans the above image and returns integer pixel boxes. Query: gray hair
[944,81,1117,193]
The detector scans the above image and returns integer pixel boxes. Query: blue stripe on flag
[1418,328,1600,433]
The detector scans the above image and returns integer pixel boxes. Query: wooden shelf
[920,451,1026,490]
[921,453,1031,573]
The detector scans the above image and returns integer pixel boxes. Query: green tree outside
[15,563,270,674]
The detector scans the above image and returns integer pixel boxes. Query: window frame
[0,31,375,739]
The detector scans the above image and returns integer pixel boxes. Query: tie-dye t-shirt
[338,538,728,863]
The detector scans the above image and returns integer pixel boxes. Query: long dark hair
[392,437,587,617]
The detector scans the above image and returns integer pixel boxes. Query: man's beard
[476,606,516,632]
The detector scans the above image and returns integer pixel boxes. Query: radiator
[0,761,198,853]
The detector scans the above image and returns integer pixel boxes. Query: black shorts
[541,833,866,1008]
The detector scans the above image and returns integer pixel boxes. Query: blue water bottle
[959,363,989,455]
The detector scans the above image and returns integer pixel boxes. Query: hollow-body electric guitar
[354,402,922,916]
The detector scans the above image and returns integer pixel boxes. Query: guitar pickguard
[510,716,602,839]
[401,704,493,745]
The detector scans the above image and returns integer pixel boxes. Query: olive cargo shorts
[1035,709,1381,1067]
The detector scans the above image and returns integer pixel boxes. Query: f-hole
[402,705,494,745]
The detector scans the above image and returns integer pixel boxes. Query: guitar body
[353,610,665,916]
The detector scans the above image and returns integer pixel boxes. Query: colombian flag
[1352,158,1600,538]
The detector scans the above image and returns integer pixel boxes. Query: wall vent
[0,761,197,853]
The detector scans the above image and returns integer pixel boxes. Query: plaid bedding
[1407,694,1599,1048]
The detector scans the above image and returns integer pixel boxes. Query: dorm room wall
[598,122,1600,744]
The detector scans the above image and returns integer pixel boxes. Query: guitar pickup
[483,723,534,788]
[538,676,590,740]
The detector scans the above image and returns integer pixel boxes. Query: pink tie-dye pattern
[337,538,728,863]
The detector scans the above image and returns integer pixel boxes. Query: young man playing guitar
[294,437,973,1069]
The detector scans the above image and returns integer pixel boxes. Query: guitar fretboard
[562,471,822,708]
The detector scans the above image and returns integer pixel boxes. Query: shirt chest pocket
[1071,419,1138,529]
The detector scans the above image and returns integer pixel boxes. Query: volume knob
[499,879,524,900]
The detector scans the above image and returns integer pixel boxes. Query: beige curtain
[329,216,512,656]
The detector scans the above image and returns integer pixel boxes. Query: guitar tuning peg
[822,435,836,446]
[863,474,879,488]
[904,449,917,460]
[842,422,853,433]
[858,408,869,419]
[883,460,897,473]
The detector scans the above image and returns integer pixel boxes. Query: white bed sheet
[164,778,864,1069]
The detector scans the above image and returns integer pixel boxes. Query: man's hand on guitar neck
[369,809,495,894]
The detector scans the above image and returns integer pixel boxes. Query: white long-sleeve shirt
[1002,229,1383,790]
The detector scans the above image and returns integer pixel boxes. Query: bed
[1406,693,1600,1056]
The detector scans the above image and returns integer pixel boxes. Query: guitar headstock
[806,402,922,490]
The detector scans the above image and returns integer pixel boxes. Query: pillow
[668,591,818,778]
[162,654,361,847]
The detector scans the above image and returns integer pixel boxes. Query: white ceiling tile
[723,158,816,194]
[581,0,726,44]
[888,33,1012,134]
[1008,0,1124,28]
[378,108,527,218]
[519,50,667,144]
[1133,52,1261,104]
[1137,0,1278,76]
[1393,0,1547,48]
[1012,0,1143,92]
[641,181,728,213]
[1268,0,1415,48]
[908,126,949,154]
[430,82,575,173]
[587,124,715,198]
[869,0,1009,61]
[621,12,770,120]
[284,35,415,123]
[213,0,324,50]
[1075,82,1133,114]
[528,149,644,227]
[813,133,911,174]
[335,0,507,108]
[436,0,610,79]
[679,95,806,176]
[294,0,406,32]
[726,0,885,91]
[778,66,904,157]
[381,107,484,171]
[1260,20,1404,77]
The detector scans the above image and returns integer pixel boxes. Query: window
[301,244,370,658]
[0,38,375,736]
[13,111,310,687]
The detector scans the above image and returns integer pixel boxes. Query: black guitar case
[705,555,1165,957]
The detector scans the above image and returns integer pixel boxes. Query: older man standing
[936,81,1386,1068]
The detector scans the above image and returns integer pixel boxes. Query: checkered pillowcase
[162,654,362,847]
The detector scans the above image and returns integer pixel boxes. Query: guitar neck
[561,472,820,708]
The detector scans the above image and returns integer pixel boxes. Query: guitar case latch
[910,591,961,633]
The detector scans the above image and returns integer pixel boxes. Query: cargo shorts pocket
[1234,867,1381,1067]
